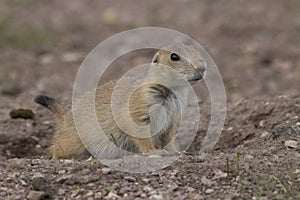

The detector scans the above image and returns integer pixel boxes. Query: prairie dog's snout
[193,59,207,81]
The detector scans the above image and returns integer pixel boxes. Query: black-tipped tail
[34,95,65,128]
[34,95,64,115]
[34,95,56,110]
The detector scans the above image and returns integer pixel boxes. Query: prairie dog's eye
[170,53,180,61]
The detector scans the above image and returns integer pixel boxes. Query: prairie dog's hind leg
[52,130,86,159]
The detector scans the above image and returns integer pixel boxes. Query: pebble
[227,127,233,131]
[63,159,74,164]
[87,183,96,188]
[143,186,153,192]
[124,176,136,182]
[185,186,195,192]
[205,189,214,194]
[27,191,46,200]
[244,154,254,160]
[259,120,265,128]
[86,191,94,197]
[56,175,78,185]
[31,159,41,165]
[261,131,270,138]
[141,193,147,198]
[106,191,120,199]
[293,169,300,174]
[101,167,111,175]
[201,176,212,186]
[213,170,228,180]
[142,178,151,183]
[150,194,164,200]
[20,179,28,186]
[58,170,66,174]
[284,140,298,149]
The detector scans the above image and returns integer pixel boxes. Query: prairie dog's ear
[152,52,159,64]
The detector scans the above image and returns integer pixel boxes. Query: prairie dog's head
[150,44,207,85]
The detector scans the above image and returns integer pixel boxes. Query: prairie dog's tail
[34,95,65,128]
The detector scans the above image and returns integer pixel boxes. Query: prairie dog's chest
[149,92,184,136]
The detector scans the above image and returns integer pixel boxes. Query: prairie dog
[35,44,206,159]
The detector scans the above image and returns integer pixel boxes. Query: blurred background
[0,0,299,105]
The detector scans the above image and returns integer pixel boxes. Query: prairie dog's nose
[196,61,207,77]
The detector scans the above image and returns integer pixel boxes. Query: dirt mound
[1,95,299,199]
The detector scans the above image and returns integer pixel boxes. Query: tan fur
[37,44,206,159]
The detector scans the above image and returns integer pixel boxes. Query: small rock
[185,186,195,192]
[87,183,96,188]
[20,179,28,186]
[150,194,164,200]
[106,191,120,199]
[205,189,214,194]
[212,170,228,180]
[58,189,65,195]
[284,140,298,149]
[261,131,270,138]
[259,120,265,128]
[244,154,254,160]
[148,190,158,196]
[141,193,147,198]
[31,159,41,165]
[201,176,211,186]
[95,192,103,199]
[58,170,66,174]
[142,178,151,183]
[227,127,233,131]
[63,159,73,164]
[10,108,35,119]
[293,169,300,174]
[56,175,78,185]
[27,191,46,200]
[124,176,136,182]
[101,167,111,175]
[86,191,94,197]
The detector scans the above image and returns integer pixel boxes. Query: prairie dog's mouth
[187,73,203,83]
